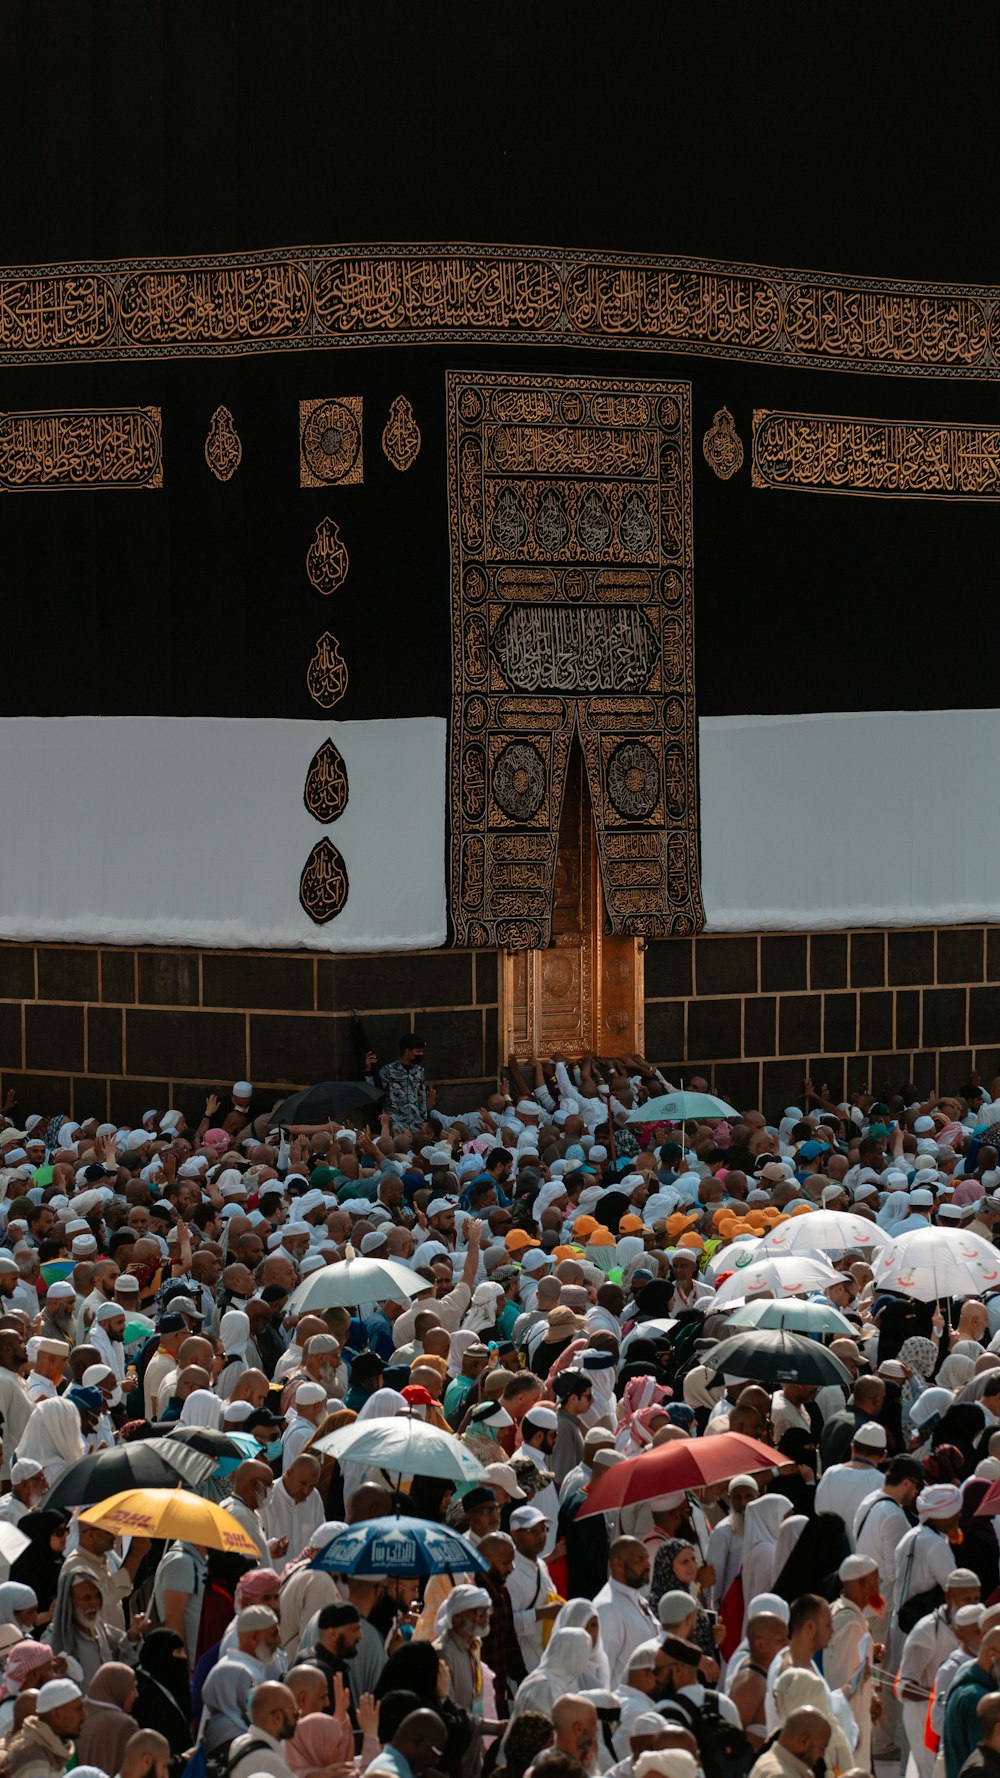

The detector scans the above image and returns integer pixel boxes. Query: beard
[318,1361,341,1392]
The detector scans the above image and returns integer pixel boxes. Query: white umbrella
[288,1252,425,1312]
[756,1211,891,1256]
[703,1236,763,1283]
[871,1224,1000,1301]
[0,1520,28,1581]
[312,1414,489,1485]
[711,1255,847,1308]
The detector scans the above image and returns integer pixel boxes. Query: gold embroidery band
[752,410,1000,499]
[449,371,702,950]
[1,247,999,378]
[0,407,162,490]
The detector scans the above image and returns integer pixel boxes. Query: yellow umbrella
[79,1488,259,1556]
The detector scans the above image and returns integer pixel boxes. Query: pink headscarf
[203,1127,230,1151]
[629,1403,671,1452]
[286,1713,353,1775]
[615,1377,671,1452]
[235,1568,280,1610]
[0,1641,52,1699]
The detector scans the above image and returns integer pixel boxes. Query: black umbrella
[703,1328,854,1388]
[272,1080,383,1125]
[158,1425,247,1460]
[41,1436,217,1511]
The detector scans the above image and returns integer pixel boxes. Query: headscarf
[506,1627,594,1730]
[234,1568,281,1610]
[374,1638,441,1701]
[931,1403,986,1469]
[877,1192,913,1231]
[464,1281,505,1337]
[285,1711,353,1775]
[135,1627,191,1718]
[909,1387,955,1435]
[0,1640,53,1702]
[447,1329,480,1378]
[76,1662,138,1776]
[340,1387,408,1503]
[938,1353,977,1391]
[434,1584,491,1639]
[773,1666,855,1772]
[14,1397,84,1484]
[179,1390,224,1429]
[959,1480,1000,1596]
[740,1493,792,1605]
[217,1311,254,1399]
[552,1598,610,1689]
[616,1377,671,1452]
[773,1512,848,1605]
[0,1583,37,1622]
[898,1335,940,1408]
[8,1511,69,1609]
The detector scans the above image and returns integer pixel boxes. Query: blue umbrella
[308,1514,487,1578]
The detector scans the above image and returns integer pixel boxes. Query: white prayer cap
[36,1337,69,1357]
[627,1638,662,1671]
[223,1400,256,1423]
[11,1458,43,1484]
[82,1365,113,1386]
[300,1254,327,1276]
[838,1553,878,1581]
[37,1680,82,1714]
[589,1147,609,1164]
[515,1100,541,1118]
[71,1234,98,1255]
[335,1129,356,1142]
[310,1520,347,1550]
[522,1405,558,1432]
[45,1282,75,1302]
[360,1230,388,1254]
[159,1111,183,1131]
[295,1381,327,1406]
[178,1158,206,1179]
[914,1115,936,1134]
[233,1081,253,1100]
[96,1303,123,1324]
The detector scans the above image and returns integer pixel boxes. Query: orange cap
[587,1227,616,1247]
[506,1229,540,1251]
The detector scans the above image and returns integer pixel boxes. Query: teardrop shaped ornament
[299,837,349,924]
[304,738,349,823]
[306,632,348,709]
[382,395,421,472]
[306,518,349,596]
[204,405,242,481]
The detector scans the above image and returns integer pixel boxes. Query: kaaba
[2,3,999,1122]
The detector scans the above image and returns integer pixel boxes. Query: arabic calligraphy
[300,398,363,488]
[306,632,348,709]
[493,605,657,693]
[299,837,349,925]
[4,246,1000,379]
[449,371,702,949]
[0,407,162,491]
[306,518,349,595]
[119,263,311,343]
[204,405,242,482]
[381,395,421,472]
[752,410,1000,498]
[702,407,744,481]
[303,738,349,824]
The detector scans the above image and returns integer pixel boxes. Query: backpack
[661,1690,755,1778]
[210,1735,276,1778]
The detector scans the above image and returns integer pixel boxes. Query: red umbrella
[577,1431,779,1518]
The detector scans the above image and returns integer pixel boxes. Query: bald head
[780,1708,831,1766]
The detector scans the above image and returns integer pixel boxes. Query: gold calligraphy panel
[752,410,1000,499]
[4,246,1000,378]
[0,407,162,490]
[449,371,702,949]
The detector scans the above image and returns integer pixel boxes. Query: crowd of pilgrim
[3,1050,1000,1778]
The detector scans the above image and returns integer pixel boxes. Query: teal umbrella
[724,1298,856,1336]
[626,1091,739,1124]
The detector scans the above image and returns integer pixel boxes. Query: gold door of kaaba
[500,748,644,1058]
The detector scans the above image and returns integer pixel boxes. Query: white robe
[261,1481,324,1563]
